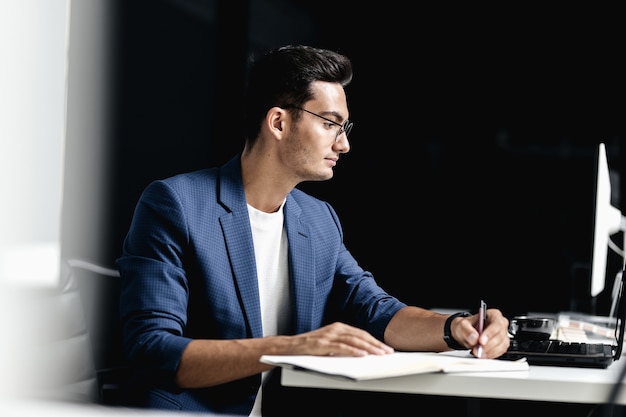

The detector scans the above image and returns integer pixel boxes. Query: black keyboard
[510,339,611,354]
[500,339,615,368]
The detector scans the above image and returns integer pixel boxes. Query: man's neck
[240,148,294,213]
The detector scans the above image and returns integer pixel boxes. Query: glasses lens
[344,121,353,137]
[336,120,353,141]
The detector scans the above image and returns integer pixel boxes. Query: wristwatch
[443,311,471,350]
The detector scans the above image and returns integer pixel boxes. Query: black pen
[477,300,487,358]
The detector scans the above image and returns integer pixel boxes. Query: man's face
[279,81,351,183]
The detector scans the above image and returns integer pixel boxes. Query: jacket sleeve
[116,179,193,386]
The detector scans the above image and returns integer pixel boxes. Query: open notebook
[261,351,528,381]
[500,273,625,368]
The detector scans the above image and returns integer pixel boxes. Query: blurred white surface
[0,0,68,287]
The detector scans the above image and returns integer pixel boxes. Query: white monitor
[590,143,626,304]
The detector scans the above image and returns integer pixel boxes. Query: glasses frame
[285,105,353,142]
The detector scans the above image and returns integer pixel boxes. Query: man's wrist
[443,312,471,349]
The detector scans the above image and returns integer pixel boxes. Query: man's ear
[267,107,287,137]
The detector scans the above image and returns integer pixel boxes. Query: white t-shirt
[247,201,290,416]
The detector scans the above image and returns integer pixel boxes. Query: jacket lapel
[218,157,263,338]
[284,197,316,334]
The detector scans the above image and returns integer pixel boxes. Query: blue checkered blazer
[117,154,406,414]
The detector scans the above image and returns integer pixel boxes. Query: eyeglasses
[286,105,353,142]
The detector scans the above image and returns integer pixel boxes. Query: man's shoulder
[157,167,219,186]
[141,168,221,203]
[159,155,241,187]
[289,187,326,206]
[288,188,337,219]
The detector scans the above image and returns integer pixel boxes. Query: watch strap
[443,311,471,350]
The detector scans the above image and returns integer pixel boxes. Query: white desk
[281,360,626,406]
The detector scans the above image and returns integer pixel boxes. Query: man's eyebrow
[318,110,346,123]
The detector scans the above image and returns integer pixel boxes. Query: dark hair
[243,44,353,145]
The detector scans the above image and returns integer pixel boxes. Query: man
[117,44,510,416]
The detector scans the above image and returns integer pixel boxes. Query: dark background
[62,0,624,319]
